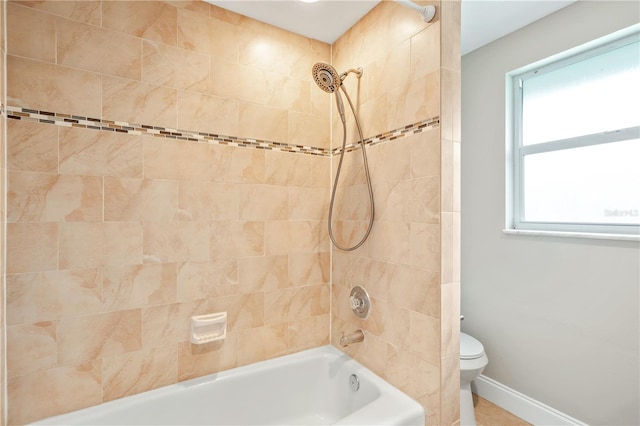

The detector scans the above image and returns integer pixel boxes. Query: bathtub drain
[349,374,360,391]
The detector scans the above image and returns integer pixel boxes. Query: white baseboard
[473,375,588,426]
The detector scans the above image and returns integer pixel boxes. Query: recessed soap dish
[190,312,227,344]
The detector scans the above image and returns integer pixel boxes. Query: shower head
[312,62,341,93]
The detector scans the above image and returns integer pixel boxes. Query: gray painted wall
[461,2,640,425]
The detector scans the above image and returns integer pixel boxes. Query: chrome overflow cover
[349,286,371,319]
[349,374,360,391]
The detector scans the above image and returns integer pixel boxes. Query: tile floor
[474,394,532,426]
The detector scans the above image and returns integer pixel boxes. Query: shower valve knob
[349,286,371,319]
[349,296,362,310]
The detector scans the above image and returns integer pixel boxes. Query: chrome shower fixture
[396,0,436,22]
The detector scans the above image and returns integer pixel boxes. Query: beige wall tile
[210,60,266,105]
[6,269,102,325]
[265,220,328,256]
[143,221,210,264]
[366,297,411,348]
[178,9,237,61]
[388,70,440,130]
[143,136,209,181]
[238,26,289,77]
[7,321,57,378]
[103,264,177,311]
[239,184,289,220]
[410,311,440,366]
[288,111,328,149]
[453,141,461,212]
[210,220,265,259]
[178,334,238,381]
[289,187,328,220]
[210,144,265,184]
[177,90,239,136]
[440,353,461,425]
[6,222,58,273]
[288,252,330,286]
[7,119,58,173]
[7,3,56,62]
[264,284,329,325]
[143,40,209,92]
[57,18,142,80]
[177,260,238,301]
[59,127,143,178]
[8,55,102,118]
[264,151,327,187]
[441,212,453,284]
[408,176,441,223]
[238,323,288,366]
[166,0,210,17]
[373,180,411,222]
[103,1,177,46]
[8,171,103,222]
[7,360,102,425]
[441,139,453,212]
[288,314,330,352]
[103,76,177,128]
[59,222,143,269]
[178,181,238,221]
[238,255,288,293]
[105,177,178,222]
[366,221,410,264]
[102,346,178,402]
[410,222,441,271]
[369,140,411,185]
[440,282,460,358]
[57,310,142,365]
[266,73,311,114]
[410,128,441,179]
[13,0,101,26]
[388,267,441,318]
[365,39,411,103]
[441,0,461,72]
[411,22,441,80]
[239,102,288,142]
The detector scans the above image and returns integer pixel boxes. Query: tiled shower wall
[4,1,332,423]
[330,2,461,425]
[2,1,460,425]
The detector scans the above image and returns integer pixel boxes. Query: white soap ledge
[190,312,227,344]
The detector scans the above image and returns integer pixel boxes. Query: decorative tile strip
[5,105,439,157]
[331,117,441,155]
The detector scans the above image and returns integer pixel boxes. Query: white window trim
[505,25,640,239]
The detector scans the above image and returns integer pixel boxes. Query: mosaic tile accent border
[5,105,439,157]
[332,116,440,156]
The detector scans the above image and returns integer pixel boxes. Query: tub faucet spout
[340,329,364,347]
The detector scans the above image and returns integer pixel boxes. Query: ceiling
[208,0,576,55]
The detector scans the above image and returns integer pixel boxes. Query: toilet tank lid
[460,332,485,359]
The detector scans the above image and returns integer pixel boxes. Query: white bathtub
[34,345,425,426]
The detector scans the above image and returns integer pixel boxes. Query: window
[508,27,640,236]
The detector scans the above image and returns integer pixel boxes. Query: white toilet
[460,332,489,426]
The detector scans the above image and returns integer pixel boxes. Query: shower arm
[339,67,363,81]
[395,0,436,23]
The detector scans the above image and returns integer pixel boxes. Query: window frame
[507,28,640,237]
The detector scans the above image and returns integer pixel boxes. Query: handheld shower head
[312,62,341,93]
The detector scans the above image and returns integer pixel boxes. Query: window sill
[503,228,640,242]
